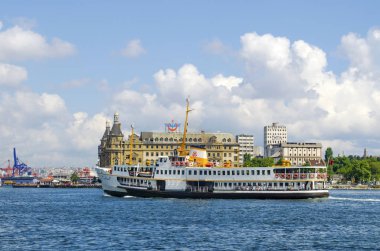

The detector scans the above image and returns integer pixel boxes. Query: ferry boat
[96,100,329,199]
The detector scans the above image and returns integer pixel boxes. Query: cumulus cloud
[3,28,380,167]
[121,39,146,58]
[0,63,28,86]
[0,25,75,61]
[109,29,380,157]
[0,90,109,166]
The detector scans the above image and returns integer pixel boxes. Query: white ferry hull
[123,186,329,199]
[95,167,127,197]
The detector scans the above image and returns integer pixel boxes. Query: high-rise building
[236,134,256,164]
[264,122,287,157]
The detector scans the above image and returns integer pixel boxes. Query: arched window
[193,138,197,142]
[227,138,231,142]
[155,137,159,142]
[160,137,163,142]
[189,138,193,142]
[222,138,226,142]
[165,137,168,142]
[198,138,202,142]
[169,138,173,142]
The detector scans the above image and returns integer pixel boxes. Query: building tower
[98,113,126,168]
[264,122,287,157]
[98,120,110,167]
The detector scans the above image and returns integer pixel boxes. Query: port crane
[12,148,31,176]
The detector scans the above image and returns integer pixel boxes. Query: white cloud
[3,28,380,167]
[121,39,146,58]
[0,21,3,30]
[211,74,243,91]
[0,63,28,86]
[0,25,75,61]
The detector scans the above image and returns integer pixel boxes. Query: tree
[325,147,333,162]
[243,153,252,167]
[70,171,80,184]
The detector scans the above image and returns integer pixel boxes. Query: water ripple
[0,188,379,250]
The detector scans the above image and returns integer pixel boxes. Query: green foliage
[243,155,274,167]
[329,155,380,184]
[325,147,333,162]
[70,171,80,184]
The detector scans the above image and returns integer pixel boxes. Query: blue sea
[0,188,379,250]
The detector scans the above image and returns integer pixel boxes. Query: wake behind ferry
[96,100,329,199]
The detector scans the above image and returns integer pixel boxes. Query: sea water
[0,188,379,250]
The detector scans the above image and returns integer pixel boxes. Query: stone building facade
[98,114,240,168]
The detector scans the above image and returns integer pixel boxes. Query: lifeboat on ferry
[301,173,306,179]
[293,173,299,179]
[310,173,315,178]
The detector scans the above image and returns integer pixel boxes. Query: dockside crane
[12,148,31,177]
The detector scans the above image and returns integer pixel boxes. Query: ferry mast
[178,98,192,156]
[129,125,134,165]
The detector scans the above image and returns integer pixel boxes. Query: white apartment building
[264,122,287,157]
[236,134,259,164]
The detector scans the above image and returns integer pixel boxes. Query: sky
[1,1,380,167]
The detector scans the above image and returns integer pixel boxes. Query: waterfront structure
[98,114,240,168]
[264,122,287,157]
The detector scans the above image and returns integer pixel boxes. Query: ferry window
[227,171,230,175]
[237,170,240,175]
[204,171,207,176]
[218,171,221,175]
[189,170,192,175]
[177,170,180,175]
[256,170,260,175]
[208,171,211,175]
[169,170,171,175]
[253,182,256,186]
[262,170,265,175]
[160,170,163,174]
[229,183,232,187]
[194,170,197,175]
[267,170,271,175]
[213,171,216,175]
[200,170,203,175]
[280,183,283,187]
[246,170,249,175]
[274,183,277,187]
[182,170,185,175]
[165,170,168,175]
[243,183,246,186]
[222,171,225,175]
[215,183,218,187]
[285,183,289,186]
[238,183,241,186]
[232,170,235,175]
[251,170,254,175]
[156,170,159,174]
[242,170,245,175]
